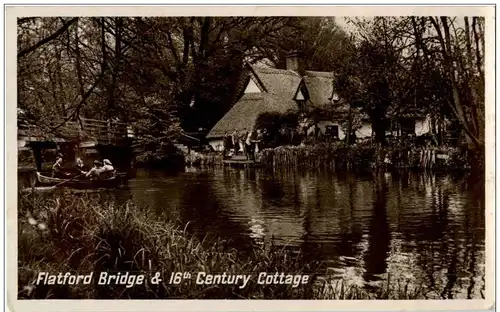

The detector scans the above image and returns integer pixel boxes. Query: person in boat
[52,154,64,178]
[85,160,103,179]
[74,157,86,174]
[100,159,115,179]
[102,159,114,171]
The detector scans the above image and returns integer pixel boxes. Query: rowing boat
[36,172,124,189]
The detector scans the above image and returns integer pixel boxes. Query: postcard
[6,4,495,312]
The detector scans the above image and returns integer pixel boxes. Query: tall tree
[333,16,485,149]
[122,17,295,131]
[428,16,484,148]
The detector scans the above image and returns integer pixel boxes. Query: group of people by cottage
[52,154,115,180]
[222,128,263,160]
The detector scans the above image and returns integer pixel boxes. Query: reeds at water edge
[18,192,429,299]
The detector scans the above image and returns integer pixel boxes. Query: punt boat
[36,172,126,189]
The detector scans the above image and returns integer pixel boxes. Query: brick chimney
[285,50,305,76]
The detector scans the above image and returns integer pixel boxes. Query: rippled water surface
[116,168,485,299]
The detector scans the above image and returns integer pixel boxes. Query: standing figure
[223,132,233,156]
[238,129,247,155]
[254,129,263,155]
[231,130,238,147]
[232,130,239,154]
[246,129,255,160]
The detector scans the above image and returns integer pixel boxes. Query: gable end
[294,80,309,101]
[244,76,265,93]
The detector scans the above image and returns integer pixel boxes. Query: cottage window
[325,125,339,138]
[400,119,416,135]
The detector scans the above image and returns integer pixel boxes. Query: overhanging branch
[18,17,79,58]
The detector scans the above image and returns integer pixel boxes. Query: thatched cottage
[206,52,373,151]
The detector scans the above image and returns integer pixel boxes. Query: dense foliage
[255,111,301,147]
[333,17,485,150]
[17,16,485,165]
[17,17,351,162]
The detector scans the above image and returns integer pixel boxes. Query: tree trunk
[430,17,482,149]
[74,19,85,126]
[107,18,123,120]
[100,17,107,115]
[346,105,352,145]
[464,17,475,73]
[472,17,485,77]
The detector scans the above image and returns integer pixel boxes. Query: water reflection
[363,173,390,285]
[123,167,484,299]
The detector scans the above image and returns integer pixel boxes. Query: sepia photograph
[7,5,494,309]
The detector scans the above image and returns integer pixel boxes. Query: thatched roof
[207,65,350,139]
[251,66,302,95]
[207,93,298,138]
[303,70,335,108]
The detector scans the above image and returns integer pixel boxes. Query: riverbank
[18,192,429,299]
[260,143,475,171]
[170,141,479,172]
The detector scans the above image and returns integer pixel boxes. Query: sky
[335,17,360,35]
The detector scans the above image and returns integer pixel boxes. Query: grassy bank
[19,192,427,299]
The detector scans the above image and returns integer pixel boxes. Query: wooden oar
[49,173,86,189]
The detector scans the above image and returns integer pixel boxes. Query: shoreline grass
[19,192,432,299]
[260,143,475,171]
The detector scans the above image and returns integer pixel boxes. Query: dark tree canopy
[18,16,484,161]
[333,17,485,149]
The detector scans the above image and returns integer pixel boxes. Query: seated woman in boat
[100,159,115,179]
[75,157,86,172]
[85,160,103,179]
[64,157,87,177]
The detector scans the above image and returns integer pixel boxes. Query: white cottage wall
[307,120,373,140]
[355,122,372,138]
[415,116,431,136]
[208,139,225,152]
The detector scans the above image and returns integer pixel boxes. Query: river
[93,167,486,298]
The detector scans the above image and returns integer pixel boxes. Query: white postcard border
[5,5,496,312]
